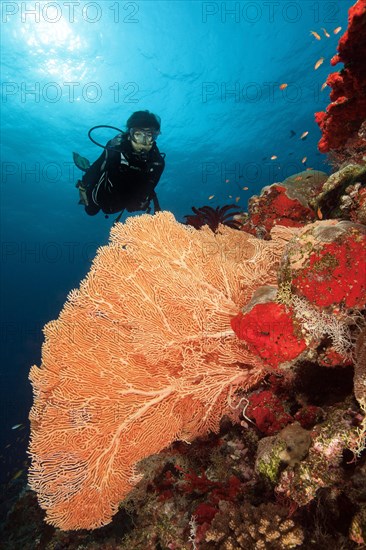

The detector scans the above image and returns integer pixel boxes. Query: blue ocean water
[0,0,351,489]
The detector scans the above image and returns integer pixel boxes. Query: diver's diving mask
[130,128,159,145]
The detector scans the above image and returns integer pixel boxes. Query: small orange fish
[302,157,307,164]
[208,195,214,200]
[321,82,328,91]
[334,26,342,34]
[310,30,321,40]
[314,57,325,70]
[300,131,309,140]
[242,186,249,191]
[271,155,277,160]
[317,207,323,219]
[321,27,330,38]
[235,197,240,203]
[279,83,288,90]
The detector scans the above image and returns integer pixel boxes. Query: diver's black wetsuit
[82,133,165,216]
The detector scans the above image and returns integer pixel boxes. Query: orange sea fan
[28,211,294,530]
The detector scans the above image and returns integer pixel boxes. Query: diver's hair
[126,110,161,131]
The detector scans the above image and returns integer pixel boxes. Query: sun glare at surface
[14,3,88,80]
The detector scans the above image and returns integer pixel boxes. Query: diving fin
[73,152,91,172]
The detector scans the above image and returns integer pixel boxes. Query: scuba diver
[75,110,165,218]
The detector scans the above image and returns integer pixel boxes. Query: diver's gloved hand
[76,180,89,206]
[126,199,150,212]
[139,199,150,210]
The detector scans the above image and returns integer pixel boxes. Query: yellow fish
[300,131,309,140]
[334,26,342,34]
[321,82,328,91]
[12,469,23,481]
[208,195,214,200]
[271,155,277,160]
[279,83,288,90]
[242,186,249,191]
[317,207,323,219]
[235,197,240,203]
[310,31,321,40]
[302,157,307,164]
[314,57,325,70]
[321,27,330,38]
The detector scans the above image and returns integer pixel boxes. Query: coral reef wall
[315,0,366,164]
[23,3,366,544]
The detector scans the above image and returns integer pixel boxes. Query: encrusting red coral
[282,220,366,309]
[239,184,316,239]
[231,220,365,375]
[294,405,323,430]
[231,302,307,369]
[315,0,366,155]
[318,347,354,368]
[245,390,293,435]
[28,212,295,530]
[237,171,328,239]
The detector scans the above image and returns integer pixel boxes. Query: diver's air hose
[88,125,124,149]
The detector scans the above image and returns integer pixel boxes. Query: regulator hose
[88,125,124,149]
